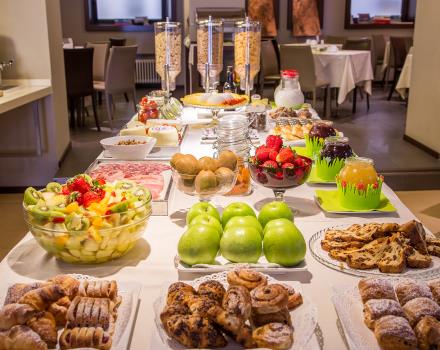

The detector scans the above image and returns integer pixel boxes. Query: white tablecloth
[313,50,374,104]
[396,52,413,99]
[0,108,423,349]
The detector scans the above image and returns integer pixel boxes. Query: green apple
[225,216,263,239]
[221,202,256,227]
[263,221,306,266]
[186,202,220,224]
[220,226,262,263]
[258,201,293,228]
[178,225,220,266]
[189,214,223,239]
[263,218,297,237]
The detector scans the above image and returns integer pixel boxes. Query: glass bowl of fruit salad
[248,135,312,202]
[22,174,152,264]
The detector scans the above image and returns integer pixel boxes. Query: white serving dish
[153,271,318,350]
[100,135,156,160]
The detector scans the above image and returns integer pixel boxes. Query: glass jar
[234,18,261,93]
[197,17,224,91]
[338,157,378,186]
[214,115,252,196]
[148,90,168,107]
[308,120,337,140]
[154,21,182,92]
[137,98,159,123]
[320,136,353,161]
[159,97,183,119]
[247,94,267,131]
[274,70,305,108]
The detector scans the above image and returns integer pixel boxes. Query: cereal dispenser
[234,18,261,97]
[197,16,224,92]
[154,19,182,95]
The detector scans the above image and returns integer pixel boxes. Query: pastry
[160,303,190,332]
[48,275,79,298]
[395,280,433,306]
[77,280,118,301]
[0,304,39,330]
[428,244,440,258]
[66,297,115,332]
[358,278,397,304]
[48,296,71,326]
[0,325,48,350]
[185,295,217,318]
[222,285,252,319]
[253,322,293,350]
[377,234,408,273]
[402,297,440,327]
[227,269,268,291]
[251,284,289,315]
[166,282,195,306]
[26,311,57,348]
[207,305,255,348]
[363,299,405,329]
[4,283,46,305]
[374,315,417,350]
[324,223,398,243]
[399,220,428,254]
[18,284,66,311]
[414,316,440,350]
[280,284,303,310]
[163,314,227,348]
[429,279,440,304]
[406,246,432,268]
[346,237,389,270]
[321,239,364,252]
[328,247,360,262]
[197,280,225,304]
[251,308,292,328]
[59,327,112,350]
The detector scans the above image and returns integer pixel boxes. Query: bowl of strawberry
[248,135,312,200]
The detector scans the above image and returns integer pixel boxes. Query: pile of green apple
[178,201,306,267]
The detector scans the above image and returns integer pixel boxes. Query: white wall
[405,0,440,153]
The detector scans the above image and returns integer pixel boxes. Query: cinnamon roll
[227,269,267,291]
[280,284,303,310]
[166,282,195,306]
[197,280,225,304]
[222,286,252,320]
[251,284,289,315]
[251,308,292,328]
[253,322,293,350]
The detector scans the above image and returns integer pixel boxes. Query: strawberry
[257,171,268,184]
[276,148,295,164]
[266,135,283,152]
[294,157,306,167]
[294,168,304,179]
[52,217,65,223]
[282,162,294,169]
[262,160,278,169]
[82,191,101,207]
[268,150,278,161]
[67,177,91,194]
[255,146,271,163]
[275,170,284,179]
[61,186,70,195]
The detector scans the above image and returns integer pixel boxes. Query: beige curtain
[248,0,277,37]
[292,0,321,36]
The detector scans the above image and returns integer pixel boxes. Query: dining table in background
[395,47,414,99]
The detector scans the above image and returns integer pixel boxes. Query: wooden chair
[63,48,100,131]
[86,42,109,105]
[109,38,127,47]
[325,35,347,46]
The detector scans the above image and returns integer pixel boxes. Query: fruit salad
[23,174,152,264]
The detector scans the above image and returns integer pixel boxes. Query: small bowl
[100,136,156,160]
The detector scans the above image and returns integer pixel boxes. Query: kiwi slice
[29,204,52,220]
[65,214,90,231]
[24,187,44,206]
[46,182,62,193]
[110,201,130,213]
[131,186,152,202]
[115,180,136,191]
[50,203,68,213]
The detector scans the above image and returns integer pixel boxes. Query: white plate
[153,271,318,350]
[0,275,141,350]
[309,225,440,280]
[174,255,307,274]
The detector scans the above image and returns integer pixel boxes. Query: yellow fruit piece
[54,235,68,249]
[92,217,103,227]
[66,202,79,213]
[88,227,103,243]
[88,203,107,215]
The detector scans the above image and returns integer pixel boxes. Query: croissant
[59,327,112,350]
[18,285,65,311]
[48,296,71,327]
[26,311,57,348]
[47,275,79,298]
[4,283,47,306]
[0,304,39,330]
[77,280,118,301]
[0,325,47,350]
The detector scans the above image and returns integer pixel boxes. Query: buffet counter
[0,108,424,349]
[0,79,52,114]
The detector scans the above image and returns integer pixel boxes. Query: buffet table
[0,108,425,349]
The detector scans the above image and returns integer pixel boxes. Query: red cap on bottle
[281,69,298,78]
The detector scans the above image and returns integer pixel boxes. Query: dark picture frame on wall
[245,0,280,36]
[287,0,324,31]
[344,0,415,29]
